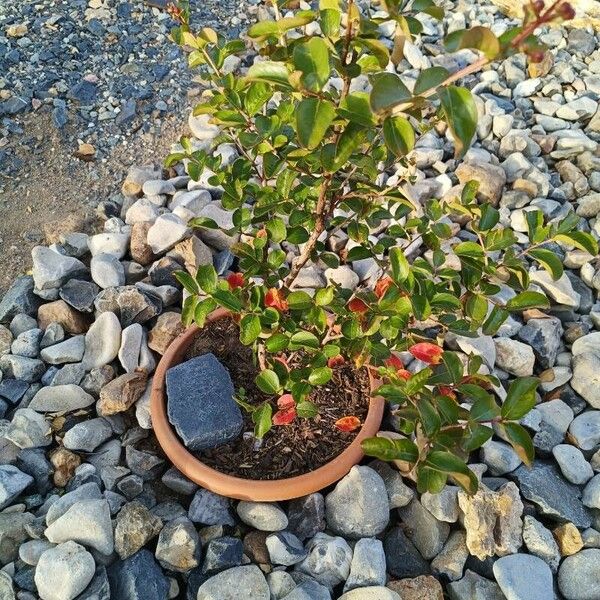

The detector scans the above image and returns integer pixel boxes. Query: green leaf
[417,398,441,437]
[188,216,219,229]
[528,248,563,280]
[506,291,549,311]
[383,116,415,157]
[357,38,390,68]
[266,218,287,243]
[369,73,412,114]
[194,298,216,328]
[290,331,320,349]
[416,467,447,494]
[246,61,291,88]
[239,314,261,345]
[255,370,281,395]
[308,366,333,385]
[247,21,279,38]
[195,264,217,294]
[315,287,334,306]
[554,232,598,256]
[413,66,449,95]
[445,26,500,59]
[330,123,366,170]
[498,422,534,466]
[296,98,336,150]
[296,400,319,418]
[293,37,331,92]
[287,291,313,310]
[253,402,273,439]
[181,295,198,327]
[463,423,494,451]
[390,247,410,282]
[338,92,376,126]
[482,305,509,335]
[212,289,242,312]
[454,241,484,258]
[470,394,500,422]
[361,437,419,462]
[174,270,200,295]
[244,82,272,115]
[265,333,289,353]
[501,377,538,421]
[426,451,479,494]
[438,86,477,158]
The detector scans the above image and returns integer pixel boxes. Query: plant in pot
[150,0,592,500]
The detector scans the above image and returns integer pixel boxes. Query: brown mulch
[183,317,371,480]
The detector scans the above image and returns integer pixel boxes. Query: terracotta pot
[150,308,385,501]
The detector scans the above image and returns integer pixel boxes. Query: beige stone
[97,372,148,416]
[171,236,213,274]
[50,447,81,488]
[455,162,506,206]
[513,178,539,198]
[458,482,524,560]
[6,24,28,38]
[387,575,444,599]
[130,222,156,266]
[38,300,91,334]
[490,0,600,28]
[148,312,185,355]
[554,523,584,556]
[42,213,95,245]
[528,51,554,78]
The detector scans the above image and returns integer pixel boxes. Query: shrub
[165,0,594,493]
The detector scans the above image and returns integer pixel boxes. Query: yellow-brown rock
[387,575,444,599]
[50,447,81,488]
[148,312,185,355]
[38,300,91,334]
[97,372,148,416]
[554,523,584,556]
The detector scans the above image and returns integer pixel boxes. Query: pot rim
[150,308,385,501]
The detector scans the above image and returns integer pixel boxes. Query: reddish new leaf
[226,272,245,289]
[374,276,394,299]
[409,342,443,365]
[347,298,369,314]
[265,288,289,312]
[277,393,295,410]
[385,354,404,371]
[327,355,345,368]
[334,416,361,432]
[273,407,297,425]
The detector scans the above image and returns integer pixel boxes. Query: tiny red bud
[327,355,345,368]
[532,0,545,13]
[528,49,546,63]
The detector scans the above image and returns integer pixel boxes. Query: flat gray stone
[166,353,242,451]
[237,501,288,531]
[343,537,386,592]
[493,554,553,600]
[196,565,269,600]
[63,418,113,452]
[558,548,600,600]
[82,312,122,371]
[40,335,85,365]
[28,385,95,412]
[32,246,87,290]
[569,411,600,451]
[0,464,33,509]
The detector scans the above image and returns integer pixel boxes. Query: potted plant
[150,0,591,501]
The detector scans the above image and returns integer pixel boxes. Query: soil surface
[184,318,371,480]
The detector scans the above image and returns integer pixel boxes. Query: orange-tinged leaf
[409,342,443,365]
[347,298,369,314]
[374,276,394,299]
[265,288,289,312]
[226,272,245,289]
[277,393,295,410]
[273,407,296,425]
[334,416,361,432]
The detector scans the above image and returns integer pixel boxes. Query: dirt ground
[0,107,187,293]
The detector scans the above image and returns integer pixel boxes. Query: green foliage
[166,0,584,492]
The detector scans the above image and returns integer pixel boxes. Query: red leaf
[438,385,457,400]
[374,276,394,299]
[347,298,369,314]
[397,369,412,381]
[327,355,345,368]
[409,342,443,365]
[385,354,404,371]
[226,272,245,290]
[265,288,289,312]
[277,393,295,410]
[273,407,296,425]
[334,416,361,432]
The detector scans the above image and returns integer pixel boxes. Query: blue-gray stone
[188,488,235,526]
[202,536,243,574]
[52,106,68,129]
[0,378,29,404]
[0,276,41,324]
[68,80,98,104]
[107,549,169,600]
[166,353,242,451]
[0,465,33,509]
[74,566,110,600]
[513,461,592,528]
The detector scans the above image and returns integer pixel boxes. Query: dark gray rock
[383,527,430,579]
[60,280,100,313]
[0,464,33,509]
[94,286,162,327]
[202,536,243,574]
[0,378,29,404]
[68,80,98,104]
[166,353,242,451]
[107,549,170,600]
[517,318,562,369]
[513,461,592,528]
[188,488,235,526]
[74,566,111,600]
[287,493,326,541]
[125,446,164,481]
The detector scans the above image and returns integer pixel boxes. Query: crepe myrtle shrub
[165,0,593,493]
